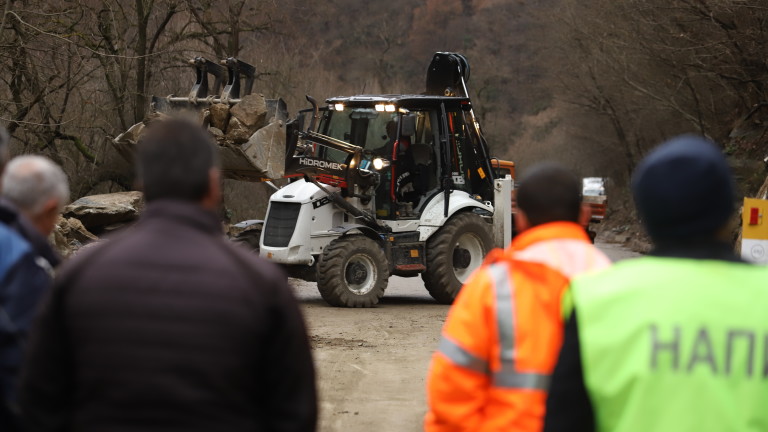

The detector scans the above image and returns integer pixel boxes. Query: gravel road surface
[292,242,640,432]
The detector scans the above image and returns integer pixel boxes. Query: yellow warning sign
[741,197,768,263]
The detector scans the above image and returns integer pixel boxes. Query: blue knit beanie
[631,134,735,241]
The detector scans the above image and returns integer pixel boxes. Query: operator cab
[317,102,436,219]
[290,95,493,220]
[312,95,494,220]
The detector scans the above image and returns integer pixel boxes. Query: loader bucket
[113,96,289,182]
[111,56,290,182]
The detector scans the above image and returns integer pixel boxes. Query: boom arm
[427,52,496,192]
[285,130,381,191]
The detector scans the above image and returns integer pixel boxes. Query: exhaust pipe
[305,95,320,132]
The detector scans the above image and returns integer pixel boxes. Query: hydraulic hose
[305,176,388,233]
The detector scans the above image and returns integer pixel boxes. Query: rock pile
[52,191,144,257]
[113,94,288,182]
[63,191,143,234]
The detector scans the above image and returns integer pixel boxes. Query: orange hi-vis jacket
[424,222,611,432]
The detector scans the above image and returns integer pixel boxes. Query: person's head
[136,118,220,209]
[1,155,69,236]
[385,120,397,140]
[632,134,734,244]
[515,162,588,232]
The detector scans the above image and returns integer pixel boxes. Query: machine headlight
[334,103,344,111]
[374,104,396,112]
[372,158,390,170]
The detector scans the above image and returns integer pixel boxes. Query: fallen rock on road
[63,191,144,234]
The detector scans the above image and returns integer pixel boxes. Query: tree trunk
[134,0,149,123]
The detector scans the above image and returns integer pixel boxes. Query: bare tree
[551,0,768,182]
[184,0,277,58]
[0,0,287,196]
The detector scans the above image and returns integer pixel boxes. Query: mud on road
[292,243,639,432]
[292,277,443,432]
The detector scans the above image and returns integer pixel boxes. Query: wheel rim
[453,232,484,283]
[344,253,377,295]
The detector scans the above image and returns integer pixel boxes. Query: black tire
[422,212,493,304]
[233,228,261,253]
[317,235,389,307]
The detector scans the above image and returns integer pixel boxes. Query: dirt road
[293,243,639,432]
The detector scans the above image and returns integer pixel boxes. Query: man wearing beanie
[543,135,768,432]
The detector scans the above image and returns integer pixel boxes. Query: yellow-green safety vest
[571,257,768,432]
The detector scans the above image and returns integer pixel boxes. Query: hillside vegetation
[2,0,767,221]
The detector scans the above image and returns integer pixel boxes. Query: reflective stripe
[489,262,551,391]
[490,263,514,363]
[494,371,550,390]
[438,336,490,374]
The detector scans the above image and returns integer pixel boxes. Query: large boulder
[112,121,145,164]
[209,103,230,131]
[52,216,99,257]
[226,117,253,143]
[63,191,144,233]
[230,94,268,129]
[241,120,286,179]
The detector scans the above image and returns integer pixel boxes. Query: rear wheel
[422,212,493,304]
[317,235,389,307]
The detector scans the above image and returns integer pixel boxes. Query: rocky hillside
[5,0,768,243]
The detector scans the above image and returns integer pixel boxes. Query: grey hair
[2,155,70,216]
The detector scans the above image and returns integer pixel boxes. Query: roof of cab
[325,94,471,107]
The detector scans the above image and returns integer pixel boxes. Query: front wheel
[422,212,493,304]
[317,235,389,307]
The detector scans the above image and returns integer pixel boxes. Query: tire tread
[317,235,389,307]
[422,212,493,304]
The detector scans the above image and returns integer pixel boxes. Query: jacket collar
[141,199,222,236]
[650,237,745,263]
[0,197,20,226]
[0,198,62,267]
[511,221,590,252]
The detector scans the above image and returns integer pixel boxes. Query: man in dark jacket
[0,128,60,431]
[19,119,317,431]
